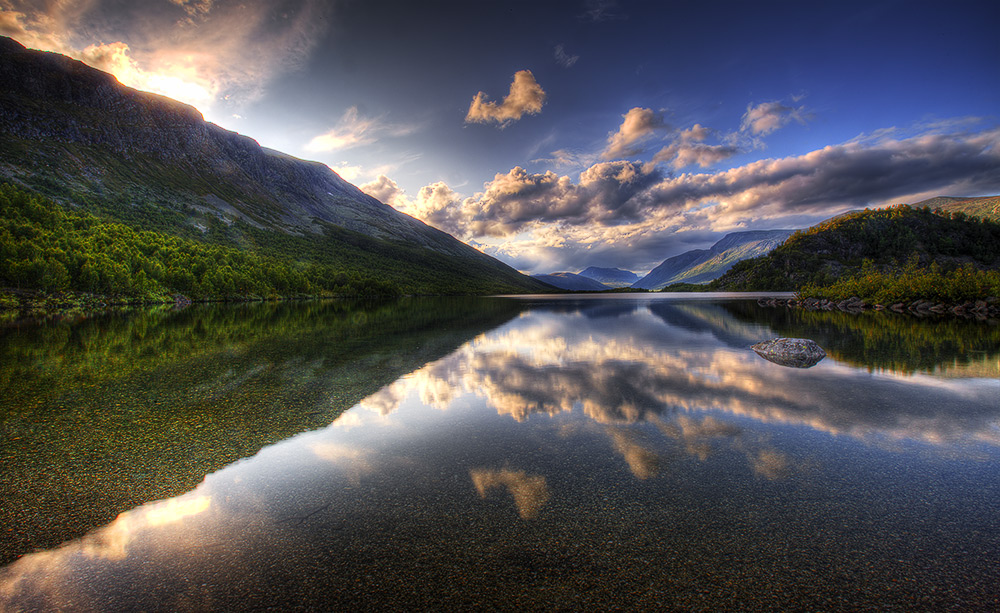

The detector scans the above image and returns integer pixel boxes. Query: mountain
[531,272,609,291]
[0,37,548,296]
[917,195,1000,223]
[577,266,639,288]
[714,205,1000,291]
[633,229,795,290]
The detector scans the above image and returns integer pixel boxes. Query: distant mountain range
[578,267,639,287]
[633,230,796,290]
[0,36,549,296]
[532,231,795,292]
[530,272,609,291]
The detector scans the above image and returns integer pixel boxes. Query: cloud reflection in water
[3,298,1000,610]
[357,301,1000,451]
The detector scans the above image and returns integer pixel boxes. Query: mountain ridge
[0,36,549,296]
[578,266,638,287]
[530,272,609,291]
[633,229,796,290]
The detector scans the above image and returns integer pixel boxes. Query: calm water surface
[2,295,999,611]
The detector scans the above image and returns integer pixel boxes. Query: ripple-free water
[2,296,998,610]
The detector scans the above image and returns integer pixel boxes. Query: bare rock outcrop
[752,338,827,368]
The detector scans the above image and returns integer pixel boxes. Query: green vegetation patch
[0,183,544,301]
[798,260,1000,305]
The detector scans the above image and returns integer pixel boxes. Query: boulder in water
[752,338,826,368]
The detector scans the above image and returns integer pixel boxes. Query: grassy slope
[0,182,548,299]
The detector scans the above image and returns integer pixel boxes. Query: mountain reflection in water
[2,295,998,610]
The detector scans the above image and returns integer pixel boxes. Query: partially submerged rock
[752,338,826,368]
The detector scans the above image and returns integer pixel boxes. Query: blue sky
[2,0,999,273]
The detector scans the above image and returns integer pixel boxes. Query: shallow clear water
[2,295,998,610]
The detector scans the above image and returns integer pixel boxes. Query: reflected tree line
[0,297,524,564]
[720,301,1000,376]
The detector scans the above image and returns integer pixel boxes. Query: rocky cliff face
[0,37,487,260]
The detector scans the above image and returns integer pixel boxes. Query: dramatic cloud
[383,123,1000,273]
[305,107,417,152]
[465,70,546,127]
[554,44,579,68]
[648,126,1000,225]
[463,161,662,237]
[740,100,808,136]
[602,107,669,159]
[651,123,740,169]
[361,174,406,208]
[361,175,466,232]
[0,0,329,113]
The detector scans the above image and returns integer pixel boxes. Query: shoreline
[757,295,1000,320]
[0,288,402,323]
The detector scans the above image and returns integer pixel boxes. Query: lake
[2,294,998,610]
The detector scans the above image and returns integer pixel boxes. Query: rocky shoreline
[757,296,1000,319]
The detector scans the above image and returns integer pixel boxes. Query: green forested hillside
[714,206,1000,295]
[0,38,550,301]
[0,183,545,301]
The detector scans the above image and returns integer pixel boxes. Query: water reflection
[722,301,1000,376]
[470,469,550,519]
[2,296,999,610]
[0,298,524,563]
[363,301,999,448]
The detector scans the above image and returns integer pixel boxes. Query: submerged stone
[752,338,826,368]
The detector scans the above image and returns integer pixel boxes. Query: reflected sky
[3,296,999,610]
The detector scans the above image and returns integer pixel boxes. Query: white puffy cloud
[360,174,407,208]
[601,107,669,159]
[647,126,1000,226]
[465,70,546,127]
[383,123,1000,274]
[650,123,740,169]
